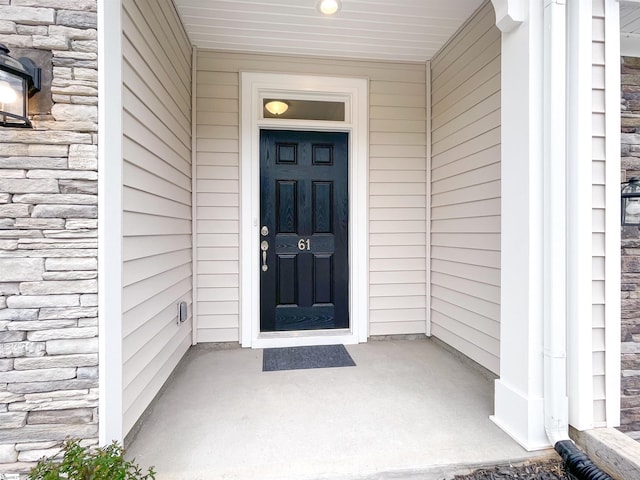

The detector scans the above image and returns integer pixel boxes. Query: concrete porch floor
[126,338,552,480]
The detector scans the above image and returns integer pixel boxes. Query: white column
[492,0,621,446]
[98,0,124,443]
[490,0,549,450]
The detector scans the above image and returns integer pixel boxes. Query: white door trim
[240,72,369,348]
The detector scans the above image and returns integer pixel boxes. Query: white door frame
[240,72,369,348]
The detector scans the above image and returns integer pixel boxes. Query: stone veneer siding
[0,0,99,474]
[621,56,640,441]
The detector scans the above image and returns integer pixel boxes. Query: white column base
[492,379,550,451]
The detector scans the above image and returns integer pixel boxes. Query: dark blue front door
[260,130,349,332]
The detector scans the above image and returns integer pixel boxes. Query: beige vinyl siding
[196,51,427,341]
[591,0,607,425]
[429,2,501,374]
[122,0,192,435]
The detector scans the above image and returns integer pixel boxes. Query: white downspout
[543,0,570,445]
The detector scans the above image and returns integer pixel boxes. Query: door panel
[260,130,349,332]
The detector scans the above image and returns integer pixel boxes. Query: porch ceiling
[171,0,486,62]
[622,2,640,36]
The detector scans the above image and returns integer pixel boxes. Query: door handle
[261,240,269,272]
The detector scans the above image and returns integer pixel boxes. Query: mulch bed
[452,459,572,480]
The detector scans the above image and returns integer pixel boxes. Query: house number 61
[298,238,311,251]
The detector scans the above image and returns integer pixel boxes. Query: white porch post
[490,0,550,450]
[98,0,124,443]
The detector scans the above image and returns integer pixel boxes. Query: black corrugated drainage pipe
[555,440,614,480]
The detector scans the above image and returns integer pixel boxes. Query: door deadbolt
[261,225,269,236]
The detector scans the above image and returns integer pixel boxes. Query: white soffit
[172,0,486,62]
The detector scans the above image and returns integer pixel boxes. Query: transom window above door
[262,98,346,121]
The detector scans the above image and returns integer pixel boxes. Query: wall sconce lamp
[0,43,41,128]
[622,177,640,226]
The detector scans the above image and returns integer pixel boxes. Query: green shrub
[28,439,155,480]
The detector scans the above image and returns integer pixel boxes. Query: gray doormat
[262,344,356,371]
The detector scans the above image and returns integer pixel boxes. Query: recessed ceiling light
[318,0,341,15]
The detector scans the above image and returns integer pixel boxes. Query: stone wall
[0,0,98,475]
[621,56,640,440]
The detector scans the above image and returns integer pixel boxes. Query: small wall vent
[177,301,187,324]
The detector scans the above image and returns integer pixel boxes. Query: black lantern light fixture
[0,43,41,128]
[622,177,640,226]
